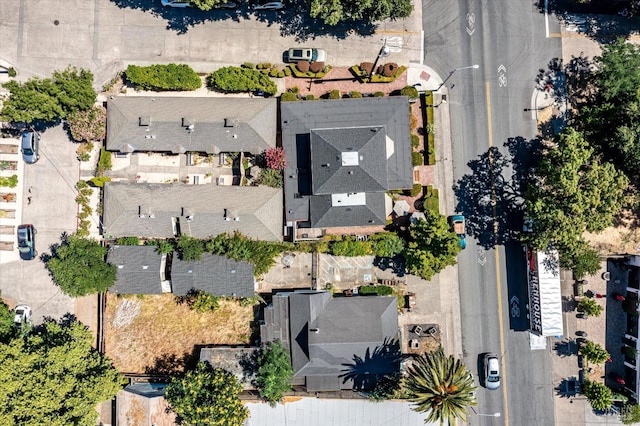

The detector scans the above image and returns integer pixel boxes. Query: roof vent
[142,265,149,270]
[187,269,193,274]
[224,117,238,127]
[182,117,194,127]
[186,215,193,222]
[231,269,236,274]
[234,217,240,221]
[118,264,124,269]
[233,134,238,139]
[139,214,146,219]
[139,116,150,126]
[310,328,320,333]
[149,214,155,219]
[348,171,354,175]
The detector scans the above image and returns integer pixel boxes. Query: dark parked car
[21,131,40,164]
[17,224,36,260]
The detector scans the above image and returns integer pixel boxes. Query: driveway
[0,124,78,323]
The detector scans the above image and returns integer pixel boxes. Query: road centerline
[485,80,509,424]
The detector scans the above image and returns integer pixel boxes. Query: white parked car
[287,48,327,63]
[14,305,32,326]
[161,0,237,8]
[483,353,501,390]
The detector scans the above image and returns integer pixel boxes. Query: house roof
[260,291,399,392]
[106,245,166,294]
[171,254,255,297]
[102,181,283,241]
[281,97,413,229]
[106,96,276,154]
[116,385,177,426]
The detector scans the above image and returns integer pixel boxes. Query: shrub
[241,62,255,69]
[267,68,277,77]
[374,91,385,97]
[67,106,107,143]
[584,380,613,411]
[284,67,291,76]
[309,62,324,73]
[281,91,298,101]
[115,237,140,246]
[359,285,394,296]
[305,94,316,100]
[207,66,277,96]
[401,85,420,98]
[296,61,310,73]
[7,67,16,77]
[328,90,341,99]
[382,63,398,77]
[277,71,285,78]
[408,183,423,197]
[289,86,299,94]
[264,147,287,170]
[256,341,294,405]
[257,63,271,70]
[177,235,205,261]
[411,134,420,148]
[350,91,363,98]
[330,239,373,256]
[360,62,374,76]
[289,64,332,79]
[580,340,610,364]
[89,176,111,187]
[370,232,405,258]
[96,147,112,175]
[412,151,424,166]
[577,298,603,317]
[0,175,18,188]
[124,64,201,91]
[256,168,283,188]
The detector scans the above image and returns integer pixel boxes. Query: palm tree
[405,346,477,425]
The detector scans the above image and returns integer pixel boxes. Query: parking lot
[0,124,79,323]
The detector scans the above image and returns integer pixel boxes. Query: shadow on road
[503,241,530,332]
[109,0,375,39]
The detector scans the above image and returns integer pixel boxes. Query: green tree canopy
[166,362,248,426]
[524,128,627,271]
[190,0,229,10]
[577,39,640,179]
[370,232,405,258]
[404,210,461,281]
[577,298,603,317]
[1,67,95,124]
[584,380,613,411]
[177,234,205,261]
[0,301,15,343]
[310,0,412,26]
[256,341,294,405]
[405,346,477,425]
[0,319,124,425]
[581,340,610,364]
[46,235,116,297]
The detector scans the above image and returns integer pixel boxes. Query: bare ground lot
[104,293,255,374]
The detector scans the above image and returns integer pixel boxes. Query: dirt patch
[104,293,255,374]
[584,225,640,255]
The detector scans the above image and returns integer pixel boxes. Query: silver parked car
[14,305,32,326]
[286,48,326,63]
[21,130,40,164]
[484,353,501,390]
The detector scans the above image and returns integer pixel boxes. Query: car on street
[254,1,285,10]
[484,353,501,390]
[14,305,32,326]
[450,215,467,249]
[21,130,40,164]
[161,0,238,8]
[286,48,327,63]
[17,224,36,260]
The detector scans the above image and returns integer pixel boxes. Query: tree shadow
[537,0,640,44]
[555,376,581,398]
[145,350,199,376]
[452,137,543,248]
[108,0,375,39]
[339,337,402,391]
[554,338,579,357]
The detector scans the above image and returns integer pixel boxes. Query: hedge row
[350,65,407,84]
[289,63,332,79]
[359,285,394,296]
[207,66,277,96]
[124,64,202,91]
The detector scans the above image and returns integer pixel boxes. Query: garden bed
[0,241,13,251]
[0,160,17,171]
[0,144,18,154]
[0,209,16,218]
[0,193,16,202]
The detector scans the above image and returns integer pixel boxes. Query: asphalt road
[422,1,562,424]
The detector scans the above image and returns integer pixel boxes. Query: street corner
[407,63,443,92]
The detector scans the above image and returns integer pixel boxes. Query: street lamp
[369,40,390,78]
[471,407,501,417]
[436,64,480,91]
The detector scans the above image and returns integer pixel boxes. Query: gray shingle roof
[106,97,276,154]
[171,254,255,297]
[106,245,166,294]
[260,291,399,392]
[281,97,413,229]
[103,181,283,241]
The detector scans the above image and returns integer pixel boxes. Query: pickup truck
[451,215,467,249]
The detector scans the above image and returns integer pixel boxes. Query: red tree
[264,147,287,170]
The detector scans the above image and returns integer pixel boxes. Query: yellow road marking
[486,80,509,425]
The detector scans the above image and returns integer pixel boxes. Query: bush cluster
[281,90,299,102]
[411,134,420,148]
[207,66,277,96]
[124,64,202,91]
[359,285,394,296]
[412,151,424,166]
[96,147,112,175]
[0,174,18,188]
[288,63,332,79]
[67,106,107,143]
[350,64,407,84]
[328,90,341,99]
[75,180,93,237]
[400,85,420,99]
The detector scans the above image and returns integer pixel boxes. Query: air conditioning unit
[217,177,225,185]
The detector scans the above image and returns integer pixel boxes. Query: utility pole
[436,64,480,91]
